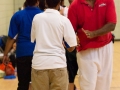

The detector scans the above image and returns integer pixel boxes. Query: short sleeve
[8,13,19,39]
[106,0,117,23]
[63,18,77,47]
[68,0,78,32]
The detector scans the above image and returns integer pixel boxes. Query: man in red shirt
[68,0,117,90]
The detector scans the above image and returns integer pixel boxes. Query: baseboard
[115,39,120,41]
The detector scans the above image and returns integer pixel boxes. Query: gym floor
[0,42,120,90]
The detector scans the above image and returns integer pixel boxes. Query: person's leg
[67,60,78,90]
[67,61,75,90]
[16,56,32,90]
[31,69,49,90]
[49,68,68,90]
[95,42,113,90]
[66,49,78,90]
[68,83,75,90]
[29,83,32,90]
[77,42,113,90]
[77,49,99,90]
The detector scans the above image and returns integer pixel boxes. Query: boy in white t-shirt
[31,0,77,90]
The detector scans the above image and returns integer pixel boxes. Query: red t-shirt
[68,0,117,51]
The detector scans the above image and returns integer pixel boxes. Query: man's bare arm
[83,23,116,39]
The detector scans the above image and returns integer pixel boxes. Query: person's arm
[83,0,117,39]
[3,12,18,64]
[3,37,15,64]
[95,0,117,36]
[63,40,76,52]
[67,47,75,52]
[4,37,15,56]
[82,23,116,39]
[95,23,116,36]
[63,18,77,52]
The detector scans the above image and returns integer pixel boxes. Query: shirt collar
[80,0,100,5]
[25,6,40,10]
[45,9,60,15]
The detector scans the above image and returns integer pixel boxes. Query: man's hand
[82,28,97,39]
[2,55,10,65]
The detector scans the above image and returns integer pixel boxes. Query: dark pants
[16,56,32,90]
[66,49,78,83]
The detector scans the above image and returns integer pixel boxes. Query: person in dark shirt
[3,0,44,90]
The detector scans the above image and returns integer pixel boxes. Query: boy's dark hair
[46,0,61,8]
[26,0,38,6]
[60,0,64,6]
[24,1,28,7]
[39,0,45,10]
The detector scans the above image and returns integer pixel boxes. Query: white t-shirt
[31,9,77,70]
